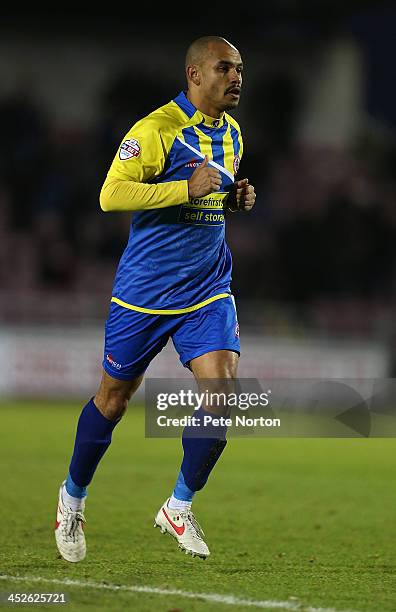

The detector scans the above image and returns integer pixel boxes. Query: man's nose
[230,70,241,84]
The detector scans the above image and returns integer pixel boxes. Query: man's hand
[188,155,222,198]
[228,178,256,212]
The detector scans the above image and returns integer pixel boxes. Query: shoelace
[63,509,86,542]
[180,511,205,541]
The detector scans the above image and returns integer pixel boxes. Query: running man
[55,35,256,562]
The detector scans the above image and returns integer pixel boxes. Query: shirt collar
[173,91,196,119]
[199,111,226,129]
[174,91,225,128]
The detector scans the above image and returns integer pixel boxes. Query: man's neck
[186,90,223,119]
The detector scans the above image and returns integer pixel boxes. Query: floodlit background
[1,3,395,397]
[2,10,395,611]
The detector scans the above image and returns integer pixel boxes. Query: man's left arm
[224,122,255,212]
[227,178,256,212]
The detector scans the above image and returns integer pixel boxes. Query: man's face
[198,42,243,112]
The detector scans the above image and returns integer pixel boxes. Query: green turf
[0,400,395,612]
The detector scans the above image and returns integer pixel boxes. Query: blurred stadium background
[1,2,396,399]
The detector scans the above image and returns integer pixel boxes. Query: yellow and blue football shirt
[101,91,243,314]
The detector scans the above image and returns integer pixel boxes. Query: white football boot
[154,499,210,559]
[54,482,86,562]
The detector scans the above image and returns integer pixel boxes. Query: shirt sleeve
[100,115,189,212]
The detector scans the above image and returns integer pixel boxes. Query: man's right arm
[99,116,222,212]
[99,116,191,212]
[100,176,189,212]
[100,154,222,212]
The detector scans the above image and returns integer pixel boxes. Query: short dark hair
[185,36,236,68]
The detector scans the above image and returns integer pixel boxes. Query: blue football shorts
[102,295,240,380]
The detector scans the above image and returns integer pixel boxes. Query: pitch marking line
[0,575,357,612]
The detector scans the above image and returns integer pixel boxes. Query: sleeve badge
[119,138,141,160]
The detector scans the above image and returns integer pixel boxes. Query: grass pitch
[0,400,395,611]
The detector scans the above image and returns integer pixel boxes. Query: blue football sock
[173,470,194,502]
[67,397,120,490]
[65,472,87,499]
[172,407,227,501]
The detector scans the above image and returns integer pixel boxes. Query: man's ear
[186,65,201,86]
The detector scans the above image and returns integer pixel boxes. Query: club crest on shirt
[119,138,141,160]
[233,155,240,174]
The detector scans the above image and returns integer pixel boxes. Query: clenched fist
[188,155,222,198]
[228,178,256,212]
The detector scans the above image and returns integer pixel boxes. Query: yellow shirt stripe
[222,122,236,177]
[194,125,213,158]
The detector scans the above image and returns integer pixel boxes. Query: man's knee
[190,351,239,416]
[96,392,129,421]
[94,371,143,421]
